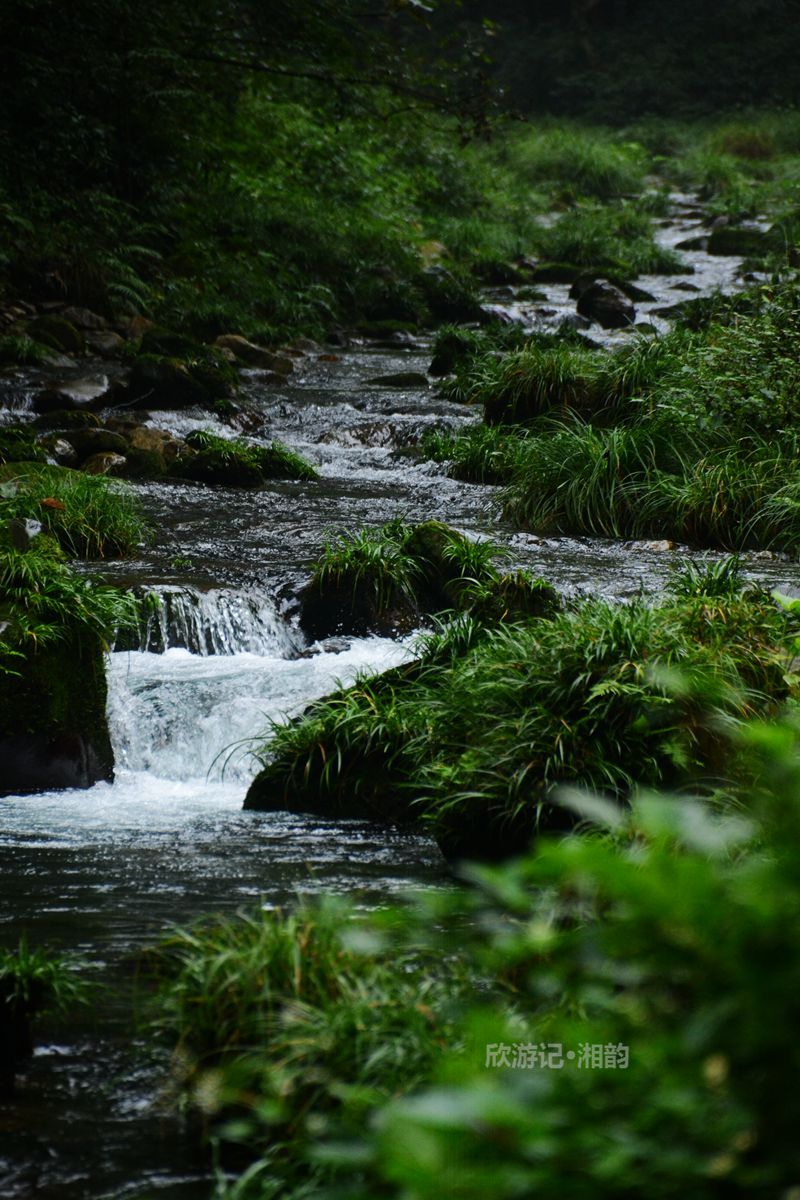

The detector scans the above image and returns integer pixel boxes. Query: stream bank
[2,192,799,1197]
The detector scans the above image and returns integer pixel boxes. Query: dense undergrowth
[425,281,800,554]
[0,465,144,674]
[151,704,800,1198]
[4,105,800,346]
[249,560,795,859]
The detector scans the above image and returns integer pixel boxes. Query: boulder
[64,428,129,460]
[576,281,635,329]
[31,409,102,431]
[126,353,236,410]
[59,306,108,331]
[367,371,429,388]
[41,437,80,467]
[85,330,126,356]
[0,635,114,796]
[33,375,111,414]
[707,226,775,257]
[214,334,294,375]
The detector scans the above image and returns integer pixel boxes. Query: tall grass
[251,585,791,850]
[0,464,146,558]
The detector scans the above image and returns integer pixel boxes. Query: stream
[1,194,799,1198]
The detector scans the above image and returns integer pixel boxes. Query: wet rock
[533,262,584,283]
[122,426,184,477]
[515,285,548,301]
[33,375,111,413]
[214,334,294,375]
[707,226,775,257]
[675,234,709,251]
[43,437,80,467]
[558,313,593,334]
[367,371,429,388]
[139,328,201,358]
[64,428,129,459]
[59,306,108,331]
[576,281,635,329]
[0,636,114,797]
[82,451,127,476]
[86,329,126,356]
[126,353,236,410]
[26,315,85,355]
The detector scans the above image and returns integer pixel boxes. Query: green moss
[173,430,317,486]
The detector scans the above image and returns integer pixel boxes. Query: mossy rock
[418,267,483,323]
[243,747,415,823]
[173,431,317,487]
[26,315,85,355]
[138,327,205,358]
[707,226,777,257]
[64,429,130,460]
[0,633,114,795]
[127,351,237,410]
[299,520,493,641]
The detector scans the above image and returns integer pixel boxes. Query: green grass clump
[421,425,525,485]
[299,518,515,641]
[0,539,139,674]
[0,335,50,366]
[0,936,90,1014]
[148,898,463,1163]
[252,578,791,853]
[0,463,146,558]
[533,202,684,275]
[508,126,646,200]
[176,430,318,486]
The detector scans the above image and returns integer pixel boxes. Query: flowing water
[1,194,799,1197]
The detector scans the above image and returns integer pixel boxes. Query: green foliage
[314,519,426,616]
[533,202,684,275]
[255,587,791,845]
[155,710,800,1198]
[507,126,646,199]
[0,936,91,1015]
[0,464,146,558]
[148,897,463,1172]
[176,430,318,486]
[0,334,49,366]
[0,539,139,672]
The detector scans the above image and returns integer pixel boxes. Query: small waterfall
[118,585,300,657]
[107,634,414,784]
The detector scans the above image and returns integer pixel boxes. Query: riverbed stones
[576,280,635,329]
[82,451,127,475]
[214,334,294,374]
[367,371,429,388]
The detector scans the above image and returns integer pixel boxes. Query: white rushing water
[108,632,413,785]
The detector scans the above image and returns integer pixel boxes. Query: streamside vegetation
[247,559,794,860]
[0,464,145,792]
[152,706,800,1198]
[0,938,91,1091]
[425,281,800,555]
